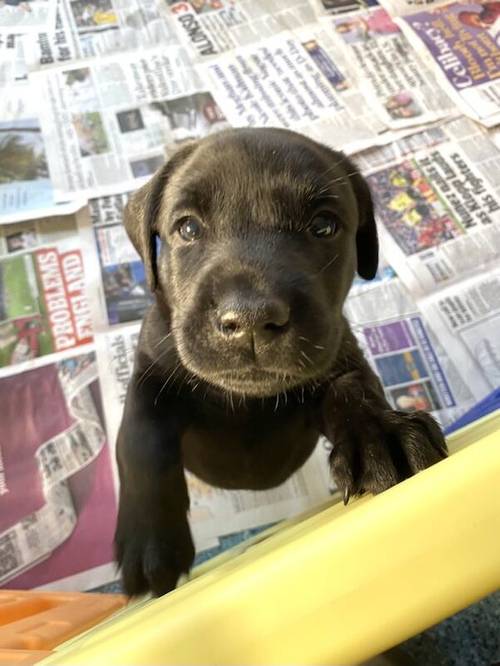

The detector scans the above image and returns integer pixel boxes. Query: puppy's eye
[177,216,202,242]
[310,215,337,239]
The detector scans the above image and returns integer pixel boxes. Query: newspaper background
[419,267,500,395]
[314,0,380,15]
[162,0,318,57]
[362,116,500,295]
[199,25,390,154]
[321,7,457,130]
[0,0,56,34]
[397,0,500,127]
[23,0,181,70]
[0,209,93,369]
[0,84,85,221]
[378,0,453,16]
[0,349,118,591]
[32,46,229,200]
[0,32,28,83]
[0,0,499,592]
[345,276,478,426]
[87,193,153,327]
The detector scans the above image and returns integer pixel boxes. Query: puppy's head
[125,128,377,397]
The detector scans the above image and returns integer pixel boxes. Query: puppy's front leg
[114,371,194,597]
[320,336,447,503]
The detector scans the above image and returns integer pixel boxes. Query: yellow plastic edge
[40,412,500,665]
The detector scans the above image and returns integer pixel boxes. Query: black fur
[115,128,446,597]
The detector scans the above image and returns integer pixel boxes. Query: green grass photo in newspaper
[0,255,52,366]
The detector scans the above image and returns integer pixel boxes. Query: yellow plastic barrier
[40,412,500,666]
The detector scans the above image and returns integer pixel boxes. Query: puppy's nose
[216,297,290,344]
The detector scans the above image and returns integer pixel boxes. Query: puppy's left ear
[124,141,199,291]
[342,156,378,280]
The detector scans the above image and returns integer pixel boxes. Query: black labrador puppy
[115,128,446,597]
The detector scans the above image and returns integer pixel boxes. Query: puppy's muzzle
[215,291,290,351]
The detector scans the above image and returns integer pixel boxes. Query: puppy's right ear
[337,154,378,281]
[123,142,199,292]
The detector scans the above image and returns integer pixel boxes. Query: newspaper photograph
[0,86,84,221]
[24,0,180,70]
[322,7,457,130]
[345,277,477,427]
[163,0,317,58]
[88,194,153,327]
[419,267,500,399]
[398,0,500,126]
[95,324,332,550]
[200,25,390,154]
[0,350,118,591]
[32,45,228,199]
[0,210,94,369]
[363,116,500,296]
[0,113,54,216]
[0,0,56,34]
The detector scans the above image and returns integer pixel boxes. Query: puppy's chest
[181,413,319,492]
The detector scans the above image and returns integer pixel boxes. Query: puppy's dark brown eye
[178,217,202,242]
[310,215,337,239]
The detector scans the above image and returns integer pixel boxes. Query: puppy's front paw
[329,409,447,502]
[115,511,195,597]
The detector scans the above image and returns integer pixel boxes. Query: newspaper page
[345,277,478,427]
[23,0,180,70]
[491,125,500,150]
[361,116,500,297]
[73,192,152,331]
[0,350,119,591]
[378,0,452,16]
[397,0,500,127]
[32,45,229,200]
[313,0,380,16]
[419,267,500,399]
[0,32,28,83]
[354,121,454,172]
[95,324,333,549]
[86,194,153,328]
[321,7,457,130]
[0,0,56,34]
[0,209,96,370]
[162,0,317,58]
[0,85,85,222]
[199,24,391,154]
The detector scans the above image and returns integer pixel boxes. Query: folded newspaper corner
[0,0,499,594]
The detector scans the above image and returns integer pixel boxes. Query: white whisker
[153,361,181,406]
[300,350,313,365]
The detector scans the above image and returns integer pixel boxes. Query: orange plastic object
[0,650,51,665]
[0,590,125,664]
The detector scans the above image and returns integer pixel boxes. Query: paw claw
[327,407,446,498]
